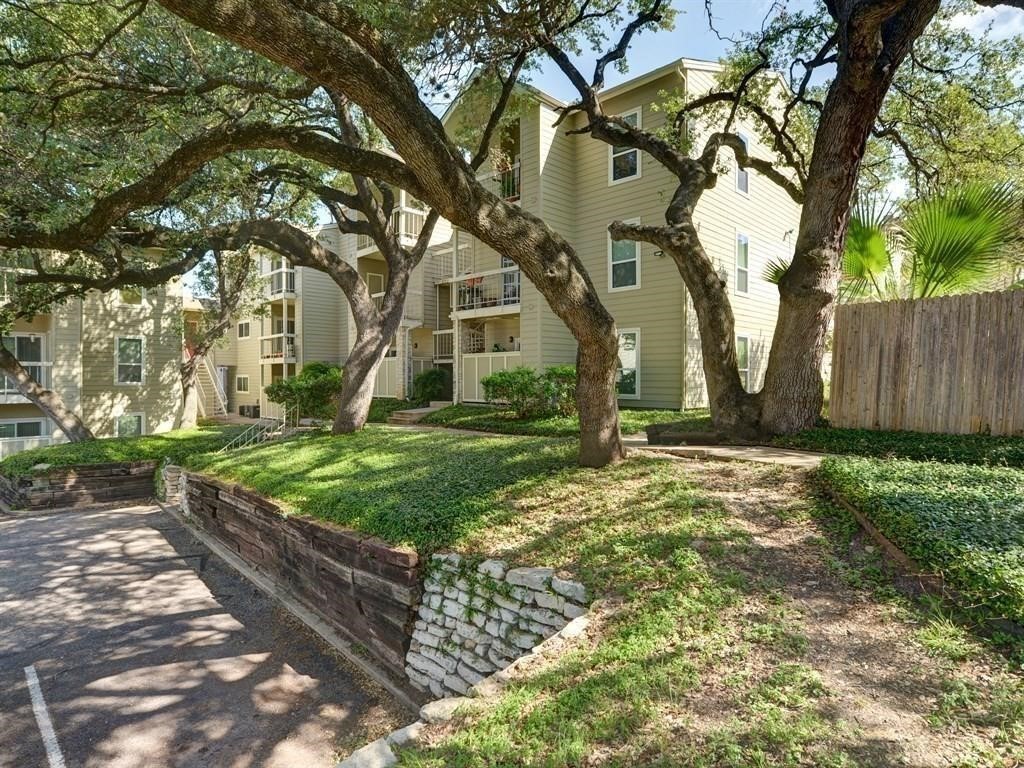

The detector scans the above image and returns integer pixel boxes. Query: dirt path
[687,460,1022,767]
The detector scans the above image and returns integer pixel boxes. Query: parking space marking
[24,665,66,768]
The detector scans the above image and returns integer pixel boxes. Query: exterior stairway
[386,401,451,426]
[193,355,227,418]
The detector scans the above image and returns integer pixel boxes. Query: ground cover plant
[367,398,413,423]
[778,428,1024,467]
[0,423,243,477]
[186,427,576,551]
[819,456,1024,626]
[420,404,711,437]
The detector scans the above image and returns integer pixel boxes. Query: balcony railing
[433,329,454,360]
[1,362,52,394]
[356,208,427,252]
[265,268,296,297]
[478,162,521,203]
[370,290,423,322]
[0,435,54,458]
[260,333,296,360]
[454,267,521,312]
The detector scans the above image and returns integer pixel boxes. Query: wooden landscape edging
[177,469,423,678]
[0,461,159,510]
[823,484,1024,640]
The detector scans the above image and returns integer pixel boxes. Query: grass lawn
[419,404,712,437]
[188,427,576,550]
[819,456,1024,626]
[0,423,244,477]
[367,398,414,423]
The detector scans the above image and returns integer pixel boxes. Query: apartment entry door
[217,366,228,396]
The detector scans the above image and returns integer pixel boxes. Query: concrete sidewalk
[623,436,825,468]
[0,504,402,768]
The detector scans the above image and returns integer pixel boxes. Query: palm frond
[905,182,1022,298]
[762,257,791,285]
[841,197,899,301]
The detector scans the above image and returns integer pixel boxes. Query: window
[116,413,144,437]
[616,329,640,399]
[608,108,641,184]
[236,375,250,393]
[736,133,750,194]
[609,224,640,291]
[735,233,750,295]
[737,335,751,391]
[115,337,143,384]
[119,287,144,305]
[237,321,251,339]
[0,420,43,439]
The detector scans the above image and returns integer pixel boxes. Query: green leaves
[820,456,1024,625]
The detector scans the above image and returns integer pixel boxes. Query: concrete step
[386,406,443,425]
[429,401,453,409]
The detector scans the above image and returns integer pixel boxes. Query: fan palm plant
[764,183,1023,301]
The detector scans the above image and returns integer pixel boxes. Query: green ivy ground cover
[819,456,1024,625]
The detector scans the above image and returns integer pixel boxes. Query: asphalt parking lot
[0,504,403,768]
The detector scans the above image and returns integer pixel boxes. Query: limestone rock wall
[406,553,588,698]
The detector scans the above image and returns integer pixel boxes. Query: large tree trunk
[180,359,201,430]
[0,347,94,442]
[334,328,392,433]
[758,1,941,434]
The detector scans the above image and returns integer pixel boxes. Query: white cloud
[949,7,1024,39]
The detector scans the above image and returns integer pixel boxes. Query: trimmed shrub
[265,361,343,421]
[411,367,451,406]
[543,365,577,417]
[481,366,547,418]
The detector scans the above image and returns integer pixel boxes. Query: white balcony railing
[356,208,427,252]
[461,351,523,402]
[260,333,296,360]
[369,290,423,322]
[478,162,521,203]
[265,268,296,297]
[433,329,454,360]
[454,267,521,312]
[1,362,52,394]
[0,435,54,458]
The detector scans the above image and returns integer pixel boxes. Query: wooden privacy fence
[829,289,1024,435]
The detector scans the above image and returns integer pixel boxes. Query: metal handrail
[217,404,301,454]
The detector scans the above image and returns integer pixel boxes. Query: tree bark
[0,347,94,442]
[180,357,201,429]
[333,328,392,433]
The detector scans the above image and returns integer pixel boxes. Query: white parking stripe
[23,665,67,768]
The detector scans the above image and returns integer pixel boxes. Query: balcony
[260,333,296,363]
[370,290,423,322]
[0,435,54,458]
[264,267,296,299]
[433,329,454,361]
[477,162,521,203]
[453,267,521,314]
[1,362,52,403]
[356,208,427,253]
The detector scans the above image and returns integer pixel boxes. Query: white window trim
[0,417,47,440]
[617,327,641,400]
[116,412,146,437]
[735,132,750,196]
[237,321,251,339]
[2,331,46,361]
[607,107,643,186]
[236,375,250,393]
[736,334,751,392]
[608,219,642,293]
[114,335,145,386]
[735,231,751,296]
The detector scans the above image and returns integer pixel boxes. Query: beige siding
[298,266,345,365]
[79,281,184,436]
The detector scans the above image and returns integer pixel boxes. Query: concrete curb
[158,502,422,714]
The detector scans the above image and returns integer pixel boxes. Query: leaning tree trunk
[179,359,201,430]
[334,328,394,433]
[0,347,94,442]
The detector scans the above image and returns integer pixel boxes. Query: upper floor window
[237,321,251,339]
[609,108,642,184]
[616,329,640,399]
[115,337,143,384]
[116,413,144,437]
[735,133,750,194]
[735,233,750,295]
[737,335,751,391]
[609,223,640,291]
[120,287,144,305]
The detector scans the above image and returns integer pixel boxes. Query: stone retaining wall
[175,469,422,676]
[407,553,588,698]
[0,461,158,510]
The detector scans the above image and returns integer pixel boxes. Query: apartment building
[209,58,802,415]
[1,261,186,456]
